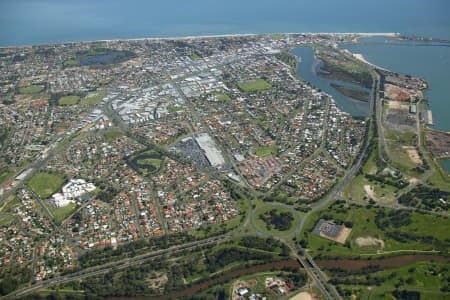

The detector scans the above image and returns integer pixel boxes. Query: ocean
[1,0,450,46]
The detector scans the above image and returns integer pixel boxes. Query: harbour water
[344,37,450,132]
[440,159,450,174]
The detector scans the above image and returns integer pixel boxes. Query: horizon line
[0,31,401,48]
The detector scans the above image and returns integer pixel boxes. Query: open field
[50,202,77,223]
[0,215,14,226]
[238,79,272,92]
[214,93,231,102]
[104,129,124,141]
[63,58,79,68]
[80,91,106,105]
[301,201,450,258]
[28,172,66,199]
[19,85,44,94]
[336,261,449,300]
[0,170,14,185]
[0,196,21,213]
[255,145,278,157]
[343,173,399,204]
[58,95,80,105]
[384,128,421,173]
[168,105,183,113]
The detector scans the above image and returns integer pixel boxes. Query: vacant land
[301,201,450,258]
[28,172,66,199]
[384,101,416,131]
[58,95,80,106]
[384,128,420,172]
[426,130,450,159]
[238,79,272,92]
[50,202,77,223]
[344,173,400,204]
[19,86,44,94]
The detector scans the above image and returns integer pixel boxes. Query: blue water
[1,0,450,46]
[344,38,450,131]
[441,159,450,174]
[292,47,370,117]
[1,0,449,128]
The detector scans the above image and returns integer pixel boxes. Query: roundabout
[251,203,302,237]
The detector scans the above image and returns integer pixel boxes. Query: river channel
[291,47,370,117]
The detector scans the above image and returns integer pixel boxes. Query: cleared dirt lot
[355,236,385,249]
[403,146,423,165]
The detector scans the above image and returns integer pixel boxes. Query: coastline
[351,52,390,72]
[0,32,400,48]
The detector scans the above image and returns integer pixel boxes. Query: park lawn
[0,170,14,185]
[105,130,123,141]
[190,53,202,60]
[427,168,450,191]
[238,79,272,93]
[58,95,80,105]
[343,174,370,200]
[361,144,380,175]
[214,93,231,102]
[424,154,450,191]
[376,261,448,289]
[63,58,79,68]
[50,203,77,223]
[253,206,299,235]
[137,158,162,170]
[168,105,183,113]
[255,145,278,157]
[0,215,14,226]
[269,33,286,40]
[302,202,450,258]
[19,86,44,94]
[0,196,21,213]
[80,91,105,105]
[28,172,66,199]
